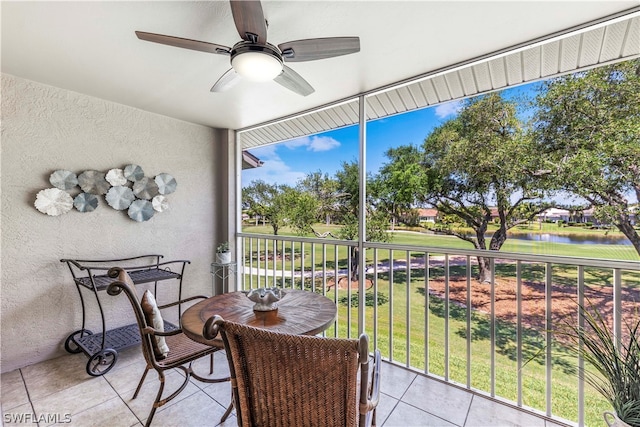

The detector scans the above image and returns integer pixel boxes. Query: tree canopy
[242,181,318,236]
[296,171,341,225]
[416,93,550,281]
[532,59,640,253]
[373,144,428,230]
[241,59,640,278]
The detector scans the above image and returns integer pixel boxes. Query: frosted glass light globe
[232,51,283,82]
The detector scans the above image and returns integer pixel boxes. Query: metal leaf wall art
[105,168,127,186]
[35,188,74,216]
[34,164,176,222]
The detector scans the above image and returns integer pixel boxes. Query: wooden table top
[181,289,337,345]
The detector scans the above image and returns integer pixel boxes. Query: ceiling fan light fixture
[231,43,283,82]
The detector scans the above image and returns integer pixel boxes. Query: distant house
[489,207,500,220]
[417,208,438,223]
[537,208,571,223]
[582,208,596,224]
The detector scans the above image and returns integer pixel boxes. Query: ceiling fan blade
[274,66,314,97]
[135,31,231,55]
[230,0,267,44]
[278,37,360,62]
[211,69,242,92]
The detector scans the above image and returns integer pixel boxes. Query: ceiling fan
[135,0,360,96]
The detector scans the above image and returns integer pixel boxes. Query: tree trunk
[477,225,508,283]
[615,218,640,256]
[475,220,491,283]
[477,256,492,283]
[489,225,508,251]
[350,246,359,282]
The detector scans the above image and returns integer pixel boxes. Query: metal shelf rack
[60,255,189,376]
[211,261,236,295]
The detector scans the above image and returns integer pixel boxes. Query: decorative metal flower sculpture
[243,287,286,311]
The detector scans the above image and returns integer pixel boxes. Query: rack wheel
[86,348,118,376]
[64,329,93,354]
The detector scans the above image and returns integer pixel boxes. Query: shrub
[339,292,388,307]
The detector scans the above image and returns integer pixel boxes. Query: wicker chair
[106,267,231,427]
[203,315,381,427]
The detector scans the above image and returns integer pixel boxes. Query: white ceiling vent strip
[240,14,640,149]
[421,79,441,105]
[622,17,640,56]
[472,62,493,92]
[445,72,465,100]
[458,66,478,95]
[522,47,542,81]
[560,36,581,72]
[600,21,630,62]
[541,40,561,77]
[505,54,523,86]
[488,57,508,89]
[580,27,606,66]
[407,84,428,109]
[398,86,418,111]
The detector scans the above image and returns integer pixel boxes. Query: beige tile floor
[2,347,570,427]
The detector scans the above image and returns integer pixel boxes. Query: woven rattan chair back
[106,267,231,427]
[204,315,381,427]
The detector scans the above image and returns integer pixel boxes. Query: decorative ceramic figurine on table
[243,287,286,311]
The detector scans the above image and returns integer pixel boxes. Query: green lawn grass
[241,223,640,261]
[320,276,612,426]
[239,223,639,424]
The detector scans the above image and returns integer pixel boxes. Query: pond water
[507,233,632,245]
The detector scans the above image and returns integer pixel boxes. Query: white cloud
[251,144,278,157]
[283,137,311,149]
[282,135,341,152]
[243,135,340,187]
[242,148,306,187]
[307,135,340,152]
[434,100,463,118]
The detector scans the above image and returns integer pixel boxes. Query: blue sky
[242,84,535,189]
[242,99,465,187]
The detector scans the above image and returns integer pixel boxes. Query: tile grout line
[377,392,399,427]
[19,368,40,427]
[103,370,144,426]
[462,394,474,426]
[389,374,464,427]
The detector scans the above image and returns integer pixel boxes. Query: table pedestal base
[253,309,278,322]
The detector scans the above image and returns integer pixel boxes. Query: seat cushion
[140,290,170,359]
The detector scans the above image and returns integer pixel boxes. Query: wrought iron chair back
[106,267,231,426]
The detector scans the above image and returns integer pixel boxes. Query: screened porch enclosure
[236,233,640,426]
[233,10,640,427]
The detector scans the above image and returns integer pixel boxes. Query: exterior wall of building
[0,74,231,372]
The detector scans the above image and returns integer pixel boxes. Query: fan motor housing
[231,41,282,63]
[230,41,284,81]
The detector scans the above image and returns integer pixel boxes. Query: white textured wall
[0,74,229,372]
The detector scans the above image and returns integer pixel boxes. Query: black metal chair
[106,267,231,426]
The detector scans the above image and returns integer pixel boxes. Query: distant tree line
[242,59,640,282]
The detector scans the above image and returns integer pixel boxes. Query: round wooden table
[181,289,337,345]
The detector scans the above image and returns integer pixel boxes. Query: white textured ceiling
[2,1,639,134]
